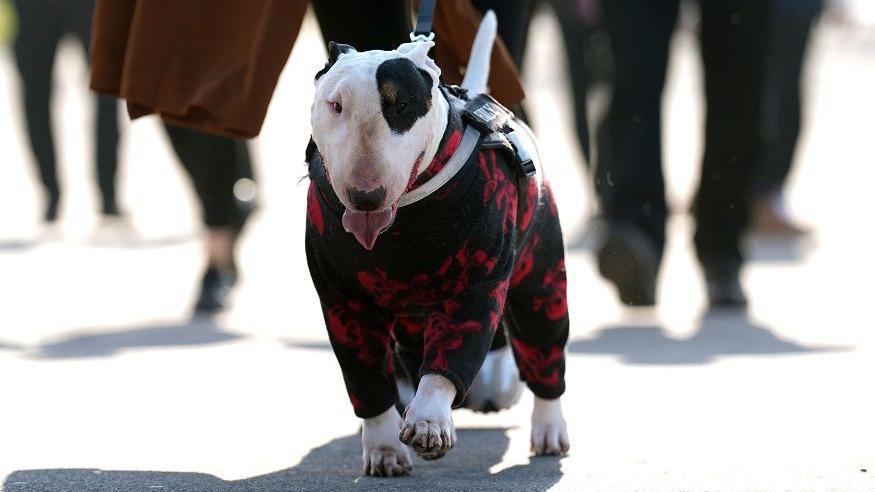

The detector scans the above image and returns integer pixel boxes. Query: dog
[306,12,570,477]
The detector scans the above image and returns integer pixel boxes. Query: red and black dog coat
[305,87,569,419]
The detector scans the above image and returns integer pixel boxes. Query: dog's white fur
[311,42,448,212]
[311,11,570,476]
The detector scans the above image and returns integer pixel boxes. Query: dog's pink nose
[346,186,387,212]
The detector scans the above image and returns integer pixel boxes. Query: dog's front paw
[530,396,571,456]
[399,374,457,460]
[362,407,413,477]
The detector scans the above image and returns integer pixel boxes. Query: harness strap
[398,125,480,208]
[411,0,437,42]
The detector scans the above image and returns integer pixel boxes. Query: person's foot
[596,222,659,306]
[704,262,747,309]
[195,265,237,314]
[44,192,60,223]
[102,199,121,218]
[751,193,810,236]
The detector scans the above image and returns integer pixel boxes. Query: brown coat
[90,0,525,138]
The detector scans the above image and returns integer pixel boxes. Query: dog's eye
[331,102,343,114]
[396,102,408,114]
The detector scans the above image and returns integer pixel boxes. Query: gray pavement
[2,11,875,492]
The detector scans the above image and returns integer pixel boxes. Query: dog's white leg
[398,374,457,460]
[361,406,413,477]
[530,396,571,455]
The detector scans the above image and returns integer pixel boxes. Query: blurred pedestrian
[12,0,122,223]
[751,0,824,235]
[526,0,607,163]
[162,124,256,314]
[595,1,771,308]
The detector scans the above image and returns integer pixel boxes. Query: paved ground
[1,10,874,492]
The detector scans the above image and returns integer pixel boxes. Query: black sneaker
[704,262,747,309]
[597,222,659,306]
[194,265,237,314]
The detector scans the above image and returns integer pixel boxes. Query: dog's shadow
[3,428,563,492]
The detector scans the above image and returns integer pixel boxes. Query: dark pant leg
[694,0,771,267]
[471,0,532,67]
[310,0,411,51]
[13,0,62,205]
[163,124,248,229]
[93,95,121,214]
[596,0,679,259]
[546,0,593,162]
[68,0,122,215]
[754,0,823,197]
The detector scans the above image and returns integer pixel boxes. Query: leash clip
[411,0,437,43]
[409,31,435,43]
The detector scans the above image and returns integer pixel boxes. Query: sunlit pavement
[1,11,874,492]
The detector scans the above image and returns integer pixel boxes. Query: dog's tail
[460,10,497,95]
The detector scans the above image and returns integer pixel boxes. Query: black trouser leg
[694,0,771,267]
[13,0,62,216]
[596,0,679,260]
[754,0,822,197]
[471,0,532,67]
[544,0,593,162]
[94,95,121,214]
[163,124,250,230]
[70,0,121,215]
[310,0,411,51]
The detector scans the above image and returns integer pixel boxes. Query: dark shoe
[704,263,748,309]
[751,193,810,236]
[195,265,237,314]
[597,222,659,306]
[102,202,121,217]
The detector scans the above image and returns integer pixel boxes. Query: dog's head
[311,41,445,250]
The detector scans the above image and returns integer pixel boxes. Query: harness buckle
[506,130,537,178]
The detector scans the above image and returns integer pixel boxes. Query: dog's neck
[409,90,464,191]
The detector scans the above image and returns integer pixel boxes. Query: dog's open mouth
[341,201,399,250]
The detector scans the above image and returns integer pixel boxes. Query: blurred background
[1,0,874,489]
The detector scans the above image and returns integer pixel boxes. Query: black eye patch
[376,58,433,134]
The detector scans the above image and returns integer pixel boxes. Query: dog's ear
[315,42,357,81]
[397,41,441,84]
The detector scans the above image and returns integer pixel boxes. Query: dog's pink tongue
[341,208,395,250]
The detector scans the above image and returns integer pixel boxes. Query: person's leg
[71,0,122,216]
[93,95,121,216]
[752,0,822,234]
[13,0,62,222]
[594,0,679,305]
[695,0,771,306]
[545,0,593,163]
[470,0,532,67]
[310,0,410,51]
[163,123,253,313]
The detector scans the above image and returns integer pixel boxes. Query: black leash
[411,0,437,42]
